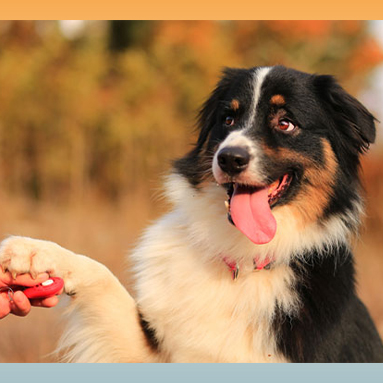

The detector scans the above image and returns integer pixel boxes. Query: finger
[10,291,32,316]
[0,266,11,287]
[0,265,7,276]
[0,267,17,285]
[1,269,50,286]
[30,295,59,308]
[10,272,50,287]
[29,286,63,307]
[0,294,11,319]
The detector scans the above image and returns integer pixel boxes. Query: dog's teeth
[228,213,235,226]
[224,200,230,212]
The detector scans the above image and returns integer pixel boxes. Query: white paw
[0,236,76,293]
[0,236,110,296]
[1,236,50,276]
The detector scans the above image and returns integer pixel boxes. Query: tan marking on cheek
[290,139,338,227]
[270,95,285,105]
[230,99,240,111]
[261,144,312,167]
[262,139,338,227]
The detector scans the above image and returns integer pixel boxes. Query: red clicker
[22,277,64,299]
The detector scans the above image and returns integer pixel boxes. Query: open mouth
[222,173,293,244]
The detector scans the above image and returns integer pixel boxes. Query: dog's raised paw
[0,236,60,279]
[0,235,109,296]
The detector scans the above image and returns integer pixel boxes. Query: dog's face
[175,66,376,246]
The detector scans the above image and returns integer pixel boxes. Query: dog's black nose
[217,147,250,175]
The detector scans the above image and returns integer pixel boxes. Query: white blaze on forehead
[212,67,272,185]
[246,67,272,130]
[218,130,250,147]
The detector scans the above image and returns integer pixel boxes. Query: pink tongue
[230,185,276,244]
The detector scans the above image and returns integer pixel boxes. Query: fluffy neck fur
[164,172,360,268]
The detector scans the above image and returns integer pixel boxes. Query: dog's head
[174,66,376,249]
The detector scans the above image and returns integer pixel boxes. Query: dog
[1,65,383,362]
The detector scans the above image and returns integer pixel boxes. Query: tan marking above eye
[230,99,240,111]
[270,95,285,105]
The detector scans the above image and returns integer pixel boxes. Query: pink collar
[223,256,273,280]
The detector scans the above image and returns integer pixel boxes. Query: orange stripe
[2,1,383,20]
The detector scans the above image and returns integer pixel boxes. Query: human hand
[0,267,62,319]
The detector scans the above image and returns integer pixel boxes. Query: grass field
[0,155,382,362]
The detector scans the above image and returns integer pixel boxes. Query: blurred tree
[108,21,153,52]
[0,21,41,48]
[0,21,381,204]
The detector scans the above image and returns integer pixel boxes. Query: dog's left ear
[314,75,376,154]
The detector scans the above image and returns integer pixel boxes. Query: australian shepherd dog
[1,66,383,362]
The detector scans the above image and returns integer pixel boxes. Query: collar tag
[253,258,272,271]
[223,256,273,280]
[231,264,239,280]
[223,257,240,280]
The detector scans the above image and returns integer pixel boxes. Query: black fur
[138,311,160,351]
[274,248,383,362]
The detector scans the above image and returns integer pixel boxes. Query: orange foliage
[349,38,383,73]
[154,21,218,53]
[0,21,382,203]
[336,20,363,35]
[265,20,332,39]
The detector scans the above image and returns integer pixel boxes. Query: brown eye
[225,116,235,126]
[278,119,296,132]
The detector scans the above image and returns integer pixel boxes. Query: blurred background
[0,20,382,362]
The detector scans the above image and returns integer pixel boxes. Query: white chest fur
[132,209,298,363]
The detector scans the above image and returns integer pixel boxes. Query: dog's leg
[0,236,155,362]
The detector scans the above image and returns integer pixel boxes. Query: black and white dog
[1,66,382,362]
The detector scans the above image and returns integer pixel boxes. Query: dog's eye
[224,116,235,126]
[278,119,296,132]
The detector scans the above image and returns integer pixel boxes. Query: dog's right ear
[313,74,376,155]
